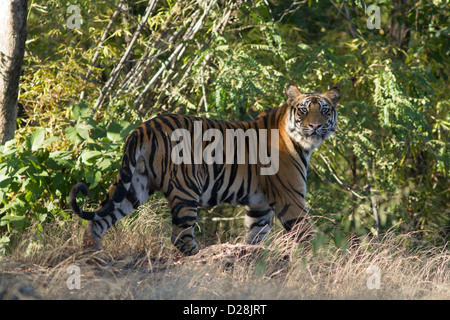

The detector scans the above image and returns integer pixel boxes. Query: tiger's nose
[309,123,322,130]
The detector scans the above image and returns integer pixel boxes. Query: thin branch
[80,0,126,101]
[367,168,380,236]
[276,0,307,23]
[133,0,218,109]
[342,1,366,65]
[116,14,188,98]
[318,152,366,199]
[133,42,185,108]
[343,1,357,39]
[101,0,150,34]
[114,6,199,103]
[263,0,274,22]
[201,216,245,222]
[93,0,158,112]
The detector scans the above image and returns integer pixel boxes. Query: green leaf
[0,139,18,157]
[42,136,61,148]
[13,166,29,177]
[65,122,93,142]
[120,123,138,139]
[0,214,27,225]
[48,151,73,168]
[0,178,12,189]
[85,169,102,189]
[98,158,112,170]
[71,102,91,121]
[65,126,79,143]
[77,123,93,140]
[81,150,102,164]
[30,128,46,151]
[106,122,123,142]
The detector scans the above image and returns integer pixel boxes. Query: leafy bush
[0,102,137,254]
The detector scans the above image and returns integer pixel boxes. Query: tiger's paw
[179,241,199,256]
[184,244,200,256]
[174,239,199,256]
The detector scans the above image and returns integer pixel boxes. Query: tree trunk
[0,0,27,145]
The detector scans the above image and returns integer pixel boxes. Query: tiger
[69,84,340,255]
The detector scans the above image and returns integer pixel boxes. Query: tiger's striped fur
[69,84,340,255]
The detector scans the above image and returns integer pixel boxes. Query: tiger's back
[70,84,340,255]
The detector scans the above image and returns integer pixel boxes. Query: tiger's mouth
[288,125,326,139]
[287,123,326,152]
[303,128,326,139]
[306,133,324,143]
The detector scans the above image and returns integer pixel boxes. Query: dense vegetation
[0,0,448,255]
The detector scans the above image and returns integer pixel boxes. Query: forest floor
[0,205,449,300]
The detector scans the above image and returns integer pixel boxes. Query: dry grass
[0,202,449,300]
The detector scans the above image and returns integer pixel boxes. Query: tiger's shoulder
[255,107,280,120]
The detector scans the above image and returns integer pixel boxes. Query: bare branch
[93,0,158,113]
[133,0,218,109]
[276,0,307,23]
[79,0,126,101]
[318,152,366,200]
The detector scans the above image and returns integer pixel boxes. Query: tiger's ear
[286,83,302,104]
[323,87,340,105]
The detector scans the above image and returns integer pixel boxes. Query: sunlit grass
[1,201,448,299]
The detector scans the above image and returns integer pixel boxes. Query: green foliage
[0,102,137,254]
[0,0,448,254]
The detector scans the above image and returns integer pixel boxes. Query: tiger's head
[285,84,340,152]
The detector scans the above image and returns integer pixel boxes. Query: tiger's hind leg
[245,205,274,245]
[168,197,200,255]
[83,157,153,250]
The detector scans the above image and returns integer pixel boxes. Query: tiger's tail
[69,179,131,221]
[69,129,147,222]
[69,182,96,220]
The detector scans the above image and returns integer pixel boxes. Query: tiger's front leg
[169,198,200,255]
[275,202,315,242]
[245,205,274,244]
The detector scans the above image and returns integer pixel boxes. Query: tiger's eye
[321,106,330,114]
